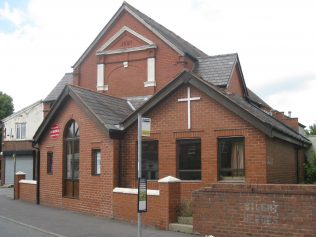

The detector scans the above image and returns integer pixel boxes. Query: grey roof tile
[44,73,73,102]
[247,88,271,109]
[226,92,309,144]
[193,54,237,86]
[69,86,133,129]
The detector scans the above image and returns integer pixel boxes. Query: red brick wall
[193,183,316,237]
[75,10,194,98]
[227,65,245,97]
[39,99,116,217]
[120,85,268,195]
[19,183,36,203]
[266,138,298,184]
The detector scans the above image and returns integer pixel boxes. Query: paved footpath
[0,188,198,237]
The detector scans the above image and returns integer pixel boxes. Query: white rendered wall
[3,101,43,141]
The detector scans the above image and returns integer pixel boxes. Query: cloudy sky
[0,0,315,127]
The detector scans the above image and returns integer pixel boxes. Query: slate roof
[73,1,207,68]
[69,86,133,130]
[193,54,237,86]
[247,88,271,109]
[44,73,73,102]
[226,93,309,144]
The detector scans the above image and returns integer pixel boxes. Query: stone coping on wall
[194,183,316,195]
[19,179,37,185]
[113,187,159,196]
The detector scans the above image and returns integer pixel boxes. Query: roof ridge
[197,53,238,59]
[68,84,128,103]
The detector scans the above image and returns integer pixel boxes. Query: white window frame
[15,123,26,140]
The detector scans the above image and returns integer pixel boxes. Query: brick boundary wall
[193,184,316,237]
[18,180,37,203]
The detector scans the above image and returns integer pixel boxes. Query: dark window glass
[64,120,80,198]
[141,141,158,180]
[92,149,101,175]
[177,139,201,180]
[47,152,53,174]
[218,137,245,180]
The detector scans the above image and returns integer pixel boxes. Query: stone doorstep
[169,223,193,234]
[178,216,193,225]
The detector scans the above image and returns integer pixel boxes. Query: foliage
[305,123,316,135]
[304,151,316,183]
[0,91,14,120]
[177,200,192,217]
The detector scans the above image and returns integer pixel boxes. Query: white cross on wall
[177,86,200,129]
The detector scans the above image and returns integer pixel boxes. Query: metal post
[13,153,16,200]
[137,113,142,237]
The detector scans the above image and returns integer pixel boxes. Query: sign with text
[137,178,147,213]
[50,123,60,139]
[141,118,151,137]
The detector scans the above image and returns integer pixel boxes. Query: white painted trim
[15,171,26,175]
[96,85,108,91]
[158,176,181,183]
[97,64,104,87]
[124,7,184,56]
[97,26,155,53]
[127,101,136,111]
[144,81,156,87]
[113,187,160,196]
[97,45,156,56]
[147,57,155,82]
[19,179,37,185]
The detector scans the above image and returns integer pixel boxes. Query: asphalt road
[0,188,197,237]
[0,217,57,237]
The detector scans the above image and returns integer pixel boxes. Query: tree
[0,91,14,120]
[306,123,316,135]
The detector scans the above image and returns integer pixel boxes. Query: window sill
[62,196,79,200]
[218,179,245,183]
[180,180,202,183]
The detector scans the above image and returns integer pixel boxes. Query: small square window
[47,152,53,174]
[218,137,245,180]
[92,149,101,175]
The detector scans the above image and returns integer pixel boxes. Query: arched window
[63,120,80,198]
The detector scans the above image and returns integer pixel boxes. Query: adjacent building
[1,101,43,185]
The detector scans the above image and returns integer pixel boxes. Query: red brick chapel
[33,1,310,229]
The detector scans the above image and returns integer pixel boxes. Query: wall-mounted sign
[137,178,147,213]
[141,118,151,137]
[50,123,60,139]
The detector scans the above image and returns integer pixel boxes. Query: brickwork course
[27,1,312,234]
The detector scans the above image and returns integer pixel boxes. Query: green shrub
[305,151,316,184]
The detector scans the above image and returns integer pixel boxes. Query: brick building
[32,2,310,229]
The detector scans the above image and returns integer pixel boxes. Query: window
[16,123,26,139]
[177,139,201,180]
[141,141,158,180]
[218,137,245,180]
[47,152,53,174]
[63,120,80,198]
[92,149,101,175]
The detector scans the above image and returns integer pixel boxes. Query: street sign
[141,118,151,137]
[137,178,147,213]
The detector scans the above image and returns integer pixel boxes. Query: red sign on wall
[50,123,60,139]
